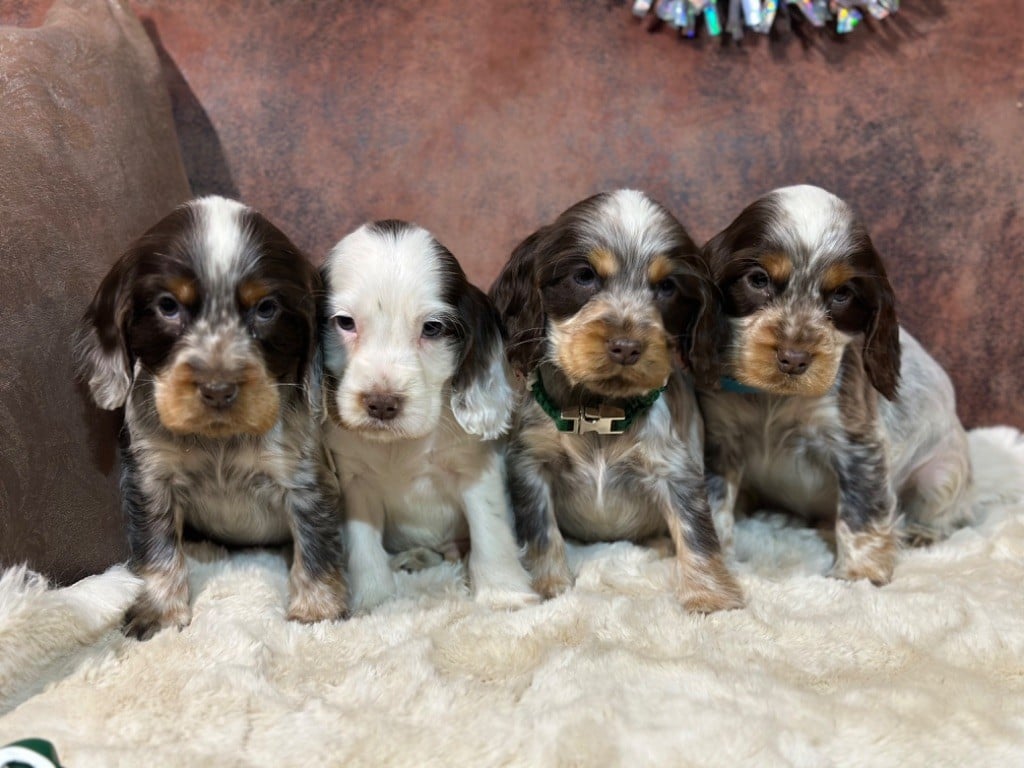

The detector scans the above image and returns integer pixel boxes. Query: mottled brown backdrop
[135,0,1024,428]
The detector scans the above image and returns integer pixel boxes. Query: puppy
[75,196,347,638]
[320,220,538,611]
[699,184,971,585]
[489,190,744,613]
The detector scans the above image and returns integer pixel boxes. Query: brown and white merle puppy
[75,196,347,639]
[699,185,971,585]
[490,189,743,613]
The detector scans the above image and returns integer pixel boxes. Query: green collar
[530,375,667,435]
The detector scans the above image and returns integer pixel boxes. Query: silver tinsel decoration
[632,0,899,40]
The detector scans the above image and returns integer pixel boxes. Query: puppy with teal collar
[698,185,971,585]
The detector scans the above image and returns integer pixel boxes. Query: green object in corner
[0,739,63,768]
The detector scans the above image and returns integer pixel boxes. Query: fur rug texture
[2,427,1024,767]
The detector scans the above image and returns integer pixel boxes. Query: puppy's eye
[335,315,356,332]
[746,270,770,291]
[421,321,444,338]
[155,294,182,320]
[653,278,677,300]
[254,297,280,321]
[830,284,853,306]
[573,266,598,287]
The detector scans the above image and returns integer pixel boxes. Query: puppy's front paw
[123,599,190,641]
[677,559,745,614]
[532,569,574,600]
[680,584,745,614]
[832,559,894,587]
[834,520,897,586]
[474,584,541,611]
[287,571,348,623]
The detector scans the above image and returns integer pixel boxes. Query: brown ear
[684,276,728,387]
[488,229,547,377]
[74,250,137,409]
[863,273,901,400]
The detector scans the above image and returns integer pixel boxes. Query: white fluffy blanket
[2,428,1024,767]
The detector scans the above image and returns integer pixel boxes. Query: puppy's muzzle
[197,380,240,409]
[606,337,643,367]
[362,392,404,422]
[776,348,812,376]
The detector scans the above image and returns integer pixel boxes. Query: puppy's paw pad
[390,547,444,573]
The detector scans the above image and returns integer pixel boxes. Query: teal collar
[531,375,667,435]
[719,376,767,395]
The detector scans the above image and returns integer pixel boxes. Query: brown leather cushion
[0,0,191,583]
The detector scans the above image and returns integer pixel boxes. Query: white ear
[73,292,133,410]
[451,338,516,440]
[75,330,132,409]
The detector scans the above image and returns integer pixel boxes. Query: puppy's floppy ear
[74,250,137,409]
[450,283,517,440]
[862,259,901,401]
[683,273,728,387]
[488,229,546,377]
[665,219,727,387]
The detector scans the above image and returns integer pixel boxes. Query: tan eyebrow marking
[588,248,619,279]
[166,277,197,305]
[238,280,271,308]
[760,252,793,283]
[648,254,674,283]
[823,262,856,291]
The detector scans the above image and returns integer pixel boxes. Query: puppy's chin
[730,367,837,398]
[576,373,668,399]
[154,365,280,438]
[337,420,419,443]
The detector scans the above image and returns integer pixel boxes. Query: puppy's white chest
[329,427,479,551]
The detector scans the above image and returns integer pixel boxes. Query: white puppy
[321,220,538,611]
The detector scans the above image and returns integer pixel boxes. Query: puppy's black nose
[364,393,403,421]
[606,338,642,366]
[198,381,239,409]
[777,348,811,375]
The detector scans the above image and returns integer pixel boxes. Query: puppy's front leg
[832,432,898,586]
[285,479,348,623]
[122,452,190,640]
[706,469,740,554]
[506,446,573,599]
[660,477,744,613]
[462,451,539,610]
[342,481,395,612]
